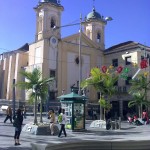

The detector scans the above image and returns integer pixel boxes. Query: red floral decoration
[101,66,107,73]
[116,66,123,73]
[140,59,148,69]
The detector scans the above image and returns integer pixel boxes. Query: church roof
[62,32,101,49]
[86,7,104,22]
[42,0,59,5]
[17,43,29,52]
[35,0,64,11]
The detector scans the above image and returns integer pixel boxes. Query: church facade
[0,0,150,118]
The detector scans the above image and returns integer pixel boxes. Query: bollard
[115,119,117,130]
[110,119,113,130]
[119,117,121,130]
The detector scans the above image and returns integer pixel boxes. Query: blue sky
[0,0,150,53]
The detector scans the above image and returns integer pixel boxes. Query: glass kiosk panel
[74,103,84,129]
[61,103,72,124]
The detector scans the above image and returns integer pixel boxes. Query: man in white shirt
[58,109,67,137]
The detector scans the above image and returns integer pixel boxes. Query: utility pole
[33,85,38,124]
[99,92,103,120]
[78,14,82,95]
[12,79,16,116]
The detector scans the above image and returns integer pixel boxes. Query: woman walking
[49,109,55,135]
[13,109,23,146]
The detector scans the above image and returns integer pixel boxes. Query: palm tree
[128,92,150,117]
[129,73,150,117]
[81,67,119,120]
[16,68,54,124]
[129,74,150,97]
[99,96,112,120]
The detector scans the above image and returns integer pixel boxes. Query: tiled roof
[17,43,29,52]
[106,41,136,51]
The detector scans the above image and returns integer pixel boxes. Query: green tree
[128,92,149,117]
[99,96,112,120]
[16,68,54,124]
[81,67,119,120]
[129,73,150,117]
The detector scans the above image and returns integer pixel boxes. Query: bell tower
[84,0,112,50]
[84,7,108,50]
[34,0,64,41]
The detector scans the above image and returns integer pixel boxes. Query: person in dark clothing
[13,109,23,146]
[105,110,111,130]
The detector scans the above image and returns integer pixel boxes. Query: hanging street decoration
[100,65,129,80]
[140,59,148,69]
[116,66,123,73]
[120,67,130,80]
[132,62,138,67]
[98,59,148,80]
[101,66,107,73]
[144,72,149,77]
[109,65,114,70]
[123,67,130,73]
[132,59,148,79]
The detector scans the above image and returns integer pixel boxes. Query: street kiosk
[57,91,87,131]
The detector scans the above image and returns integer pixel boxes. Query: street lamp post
[33,84,39,125]
[12,79,16,117]
[78,14,82,95]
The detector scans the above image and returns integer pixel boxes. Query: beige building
[0,0,150,118]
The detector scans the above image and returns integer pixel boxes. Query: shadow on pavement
[121,126,136,130]
[0,147,31,150]
[0,124,13,127]
[0,134,14,138]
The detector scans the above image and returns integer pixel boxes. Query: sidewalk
[0,115,150,150]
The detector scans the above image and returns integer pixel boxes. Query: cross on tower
[93,0,95,8]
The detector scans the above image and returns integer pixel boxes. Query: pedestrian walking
[48,109,55,135]
[13,108,23,146]
[58,109,67,137]
[4,106,12,123]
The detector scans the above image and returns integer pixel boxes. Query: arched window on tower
[51,17,56,28]
[97,32,101,43]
